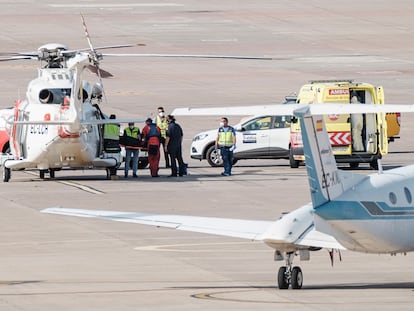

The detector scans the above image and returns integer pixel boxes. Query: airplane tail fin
[295,106,345,208]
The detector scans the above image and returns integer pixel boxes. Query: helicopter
[0,14,153,182]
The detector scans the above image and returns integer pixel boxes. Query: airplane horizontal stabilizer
[41,207,274,240]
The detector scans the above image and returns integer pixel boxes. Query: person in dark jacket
[165,115,187,177]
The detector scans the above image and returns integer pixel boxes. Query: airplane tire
[291,266,303,289]
[2,167,10,182]
[106,168,111,180]
[277,266,289,289]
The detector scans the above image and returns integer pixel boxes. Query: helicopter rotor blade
[87,64,113,78]
[0,55,36,61]
[101,53,276,60]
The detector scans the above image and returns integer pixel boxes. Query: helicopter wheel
[2,167,11,182]
[49,169,55,179]
[39,170,47,179]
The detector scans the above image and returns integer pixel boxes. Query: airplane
[42,102,414,289]
[0,15,272,182]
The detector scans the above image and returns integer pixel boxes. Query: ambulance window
[389,192,397,205]
[404,187,412,204]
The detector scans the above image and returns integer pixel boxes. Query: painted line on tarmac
[57,181,105,194]
[134,241,267,252]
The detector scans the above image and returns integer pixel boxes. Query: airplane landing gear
[277,252,303,289]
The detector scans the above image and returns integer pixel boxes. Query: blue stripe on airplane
[315,201,414,220]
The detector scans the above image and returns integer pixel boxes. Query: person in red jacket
[141,118,161,177]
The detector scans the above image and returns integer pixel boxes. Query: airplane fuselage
[315,165,414,254]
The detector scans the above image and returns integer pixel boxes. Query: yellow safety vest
[125,127,140,139]
[103,124,120,140]
[218,127,235,147]
[156,116,168,139]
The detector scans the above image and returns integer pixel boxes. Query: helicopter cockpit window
[39,88,71,104]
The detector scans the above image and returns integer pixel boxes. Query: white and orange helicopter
[0,40,149,182]
[0,16,271,182]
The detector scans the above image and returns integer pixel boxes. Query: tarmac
[1,1,414,310]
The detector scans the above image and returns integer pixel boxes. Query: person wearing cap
[122,122,141,178]
[155,106,170,168]
[165,115,187,177]
[141,118,161,177]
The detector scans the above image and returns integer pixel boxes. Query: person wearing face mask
[215,117,236,176]
[155,106,170,168]
[122,122,141,178]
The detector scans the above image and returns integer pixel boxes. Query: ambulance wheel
[277,266,289,289]
[40,170,47,179]
[291,266,303,289]
[206,145,223,167]
[2,167,10,182]
[289,148,300,168]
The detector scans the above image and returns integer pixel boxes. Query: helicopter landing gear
[277,252,303,290]
[49,169,55,179]
[2,167,11,182]
[39,169,48,179]
[106,166,118,180]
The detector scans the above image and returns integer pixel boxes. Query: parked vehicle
[289,79,401,169]
[191,114,291,167]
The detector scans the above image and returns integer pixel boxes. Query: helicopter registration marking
[30,125,48,135]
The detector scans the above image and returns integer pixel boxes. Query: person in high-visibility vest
[215,117,236,176]
[155,106,170,168]
[103,114,121,153]
[122,122,141,178]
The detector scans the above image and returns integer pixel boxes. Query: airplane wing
[41,207,273,240]
[41,207,345,250]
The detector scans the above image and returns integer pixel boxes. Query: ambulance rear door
[376,86,388,155]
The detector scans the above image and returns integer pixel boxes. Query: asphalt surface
[0,1,414,310]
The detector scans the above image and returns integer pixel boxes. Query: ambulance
[289,79,400,169]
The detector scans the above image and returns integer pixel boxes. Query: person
[215,117,236,176]
[103,114,121,153]
[350,94,364,151]
[155,106,170,168]
[122,122,141,178]
[142,118,161,177]
[165,115,187,177]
